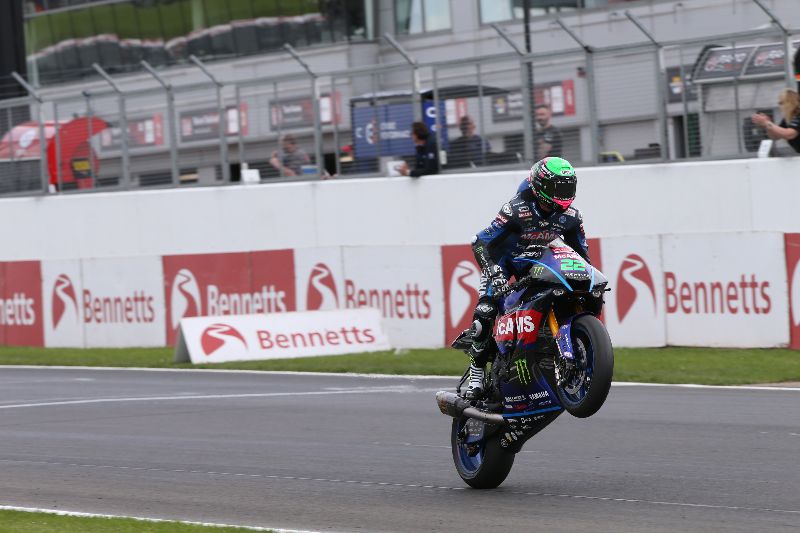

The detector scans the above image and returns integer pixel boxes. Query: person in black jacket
[751,89,800,154]
[398,122,439,178]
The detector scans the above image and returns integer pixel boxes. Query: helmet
[527,157,577,212]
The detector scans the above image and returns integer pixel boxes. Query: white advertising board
[79,257,166,347]
[175,308,390,363]
[661,232,789,347]
[597,236,666,347]
[41,259,85,348]
[341,246,444,348]
[294,247,346,312]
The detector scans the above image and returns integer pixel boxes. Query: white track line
[1,365,799,391]
[0,505,317,532]
[2,465,798,518]
[0,386,437,410]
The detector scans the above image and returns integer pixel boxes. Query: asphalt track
[0,368,798,532]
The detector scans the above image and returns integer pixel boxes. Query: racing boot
[465,360,485,401]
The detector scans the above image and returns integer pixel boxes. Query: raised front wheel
[556,314,614,418]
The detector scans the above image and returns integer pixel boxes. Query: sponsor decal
[515,358,532,385]
[52,274,78,329]
[494,309,541,343]
[664,272,771,315]
[82,288,156,324]
[306,263,339,311]
[502,203,513,216]
[170,268,202,329]
[201,323,248,356]
[0,293,36,326]
[445,258,481,336]
[344,280,431,319]
[257,325,376,350]
[495,214,508,224]
[617,254,657,323]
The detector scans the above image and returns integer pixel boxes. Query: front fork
[547,309,577,388]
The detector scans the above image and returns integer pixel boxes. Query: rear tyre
[451,417,514,489]
[556,314,614,418]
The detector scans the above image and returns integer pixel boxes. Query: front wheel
[451,417,514,489]
[556,314,614,418]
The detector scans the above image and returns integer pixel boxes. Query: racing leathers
[468,186,591,368]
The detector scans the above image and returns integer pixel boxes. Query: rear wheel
[451,417,514,489]
[556,314,614,418]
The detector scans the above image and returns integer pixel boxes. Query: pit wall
[1,157,799,349]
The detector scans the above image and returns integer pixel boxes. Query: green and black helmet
[527,157,577,212]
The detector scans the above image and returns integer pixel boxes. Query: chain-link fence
[2,26,798,196]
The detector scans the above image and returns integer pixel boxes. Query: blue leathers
[472,184,590,301]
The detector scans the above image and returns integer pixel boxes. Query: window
[479,0,582,24]
[395,0,451,35]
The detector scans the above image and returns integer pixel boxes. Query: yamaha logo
[447,260,480,330]
[616,254,656,323]
[170,268,202,329]
[200,323,248,357]
[306,263,339,311]
[52,274,78,329]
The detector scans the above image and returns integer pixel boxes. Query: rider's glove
[488,265,510,295]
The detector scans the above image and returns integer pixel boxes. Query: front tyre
[451,417,514,489]
[556,314,614,418]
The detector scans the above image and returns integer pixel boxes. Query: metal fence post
[53,101,62,190]
[331,75,341,176]
[141,60,179,186]
[384,33,420,121]
[432,67,442,173]
[490,24,532,162]
[11,72,49,193]
[93,63,130,188]
[235,85,245,170]
[476,62,487,166]
[752,0,796,89]
[553,18,599,164]
[83,90,97,187]
[284,44,323,177]
[189,55,230,183]
[625,11,669,160]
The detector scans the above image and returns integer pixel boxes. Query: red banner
[163,250,295,345]
[785,234,800,349]
[1,261,44,347]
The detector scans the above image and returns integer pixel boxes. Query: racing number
[560,258,585,271]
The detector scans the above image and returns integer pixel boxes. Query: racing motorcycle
[436,238,614,489]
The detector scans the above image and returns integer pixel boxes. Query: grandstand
[0,0,798,194]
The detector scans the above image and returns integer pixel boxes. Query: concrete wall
[0,157,798,261]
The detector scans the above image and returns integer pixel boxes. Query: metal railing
[1,16,798,196]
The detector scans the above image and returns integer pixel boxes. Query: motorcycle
[436,238,614,489]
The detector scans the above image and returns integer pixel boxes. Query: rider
[462,156,591,399]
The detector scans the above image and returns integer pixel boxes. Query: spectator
[447,115,491,168]
[533,104,563,160]
[269,134,310,176]
[751,89,800,154]
[398,122,439,178]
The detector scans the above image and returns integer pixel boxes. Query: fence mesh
[1,27,798,196]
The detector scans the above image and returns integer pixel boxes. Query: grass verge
[0,345,798,386]
[0,510,266,532]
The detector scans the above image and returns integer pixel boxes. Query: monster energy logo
[531,266,544,276]
[515,358,532,385]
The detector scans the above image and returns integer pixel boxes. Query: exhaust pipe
[436,391,506,425]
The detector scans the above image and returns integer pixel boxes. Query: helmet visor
[541,178,576,201]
